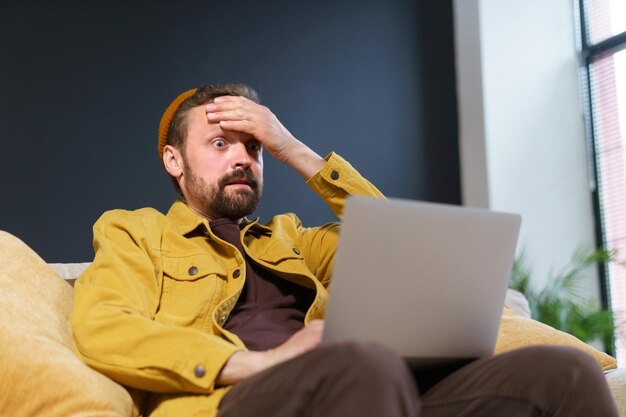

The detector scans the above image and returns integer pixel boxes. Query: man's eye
[249,142,262,152]
[213,139,226,148]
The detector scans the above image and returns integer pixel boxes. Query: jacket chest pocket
[160,254,228,328]
[257,239,315,283]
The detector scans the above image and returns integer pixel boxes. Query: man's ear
[163,145,184,178]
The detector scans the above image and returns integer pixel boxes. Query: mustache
[218,168,259,190]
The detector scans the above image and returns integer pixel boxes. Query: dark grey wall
[0,0,459,262]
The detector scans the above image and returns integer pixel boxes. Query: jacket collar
[165,199,272,237]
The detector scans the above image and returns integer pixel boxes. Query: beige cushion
[0,231,139,417]
[496,306,617,371]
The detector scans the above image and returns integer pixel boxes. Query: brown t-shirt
[210,219,315,351]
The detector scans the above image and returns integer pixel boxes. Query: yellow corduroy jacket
[72,153,384,417]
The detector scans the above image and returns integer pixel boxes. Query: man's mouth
[226,179,252,187]
[219,169,258,191]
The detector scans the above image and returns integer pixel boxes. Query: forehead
[185,105,219,136]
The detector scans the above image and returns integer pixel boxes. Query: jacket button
[330,170,339,180]
[292,247,301,255]
[194,365,206,378]
[188,266,198,276]
[233,269,241,278]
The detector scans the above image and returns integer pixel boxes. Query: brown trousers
[218,342,619,417]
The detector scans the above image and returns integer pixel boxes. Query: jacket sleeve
[300,152,385,285]
[306,152,385,219]
[72,210,241,394]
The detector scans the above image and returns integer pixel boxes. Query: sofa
[1,230,626,416]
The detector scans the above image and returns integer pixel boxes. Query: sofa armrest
[504,288,531,318]
[606,368,626,416]
[48,262,91,282]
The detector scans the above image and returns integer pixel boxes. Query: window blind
[580,0,626,363]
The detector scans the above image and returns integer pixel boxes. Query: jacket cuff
[306,152,357,200]
[178,337,242,392]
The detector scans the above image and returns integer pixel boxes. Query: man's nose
[231,142,252,168]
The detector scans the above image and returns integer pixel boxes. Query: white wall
[453,0,600,298]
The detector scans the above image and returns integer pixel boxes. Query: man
[73,83,618,417]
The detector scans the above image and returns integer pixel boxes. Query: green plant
[509,248,615,349]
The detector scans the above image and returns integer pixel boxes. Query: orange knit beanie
[157,88,198,163]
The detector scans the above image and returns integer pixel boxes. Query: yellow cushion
[0,231,139,417]
[496,306,617,371]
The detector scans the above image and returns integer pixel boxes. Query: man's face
[178,105,264,220]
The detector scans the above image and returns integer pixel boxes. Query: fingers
[207,109,247,121]
[213,94,248,106]
[205,96,270,137]
[205,95,261,122]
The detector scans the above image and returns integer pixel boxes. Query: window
[577,0,626,362]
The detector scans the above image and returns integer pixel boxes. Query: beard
[183,165,263,220]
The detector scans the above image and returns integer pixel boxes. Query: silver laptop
[322,196,521,366]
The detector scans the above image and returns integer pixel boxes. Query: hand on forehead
[205,95,256,125]
[204,95,273,142]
